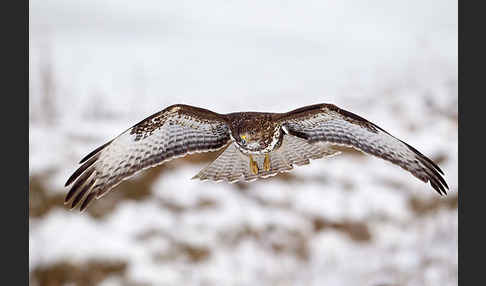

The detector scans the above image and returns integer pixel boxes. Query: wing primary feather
[80,192,97,212]
[65,154,99,187]
[423,168,448,195]
[429,181,441,196]
[404,141,445,175]
[425,162,449,190]
[78,140,112,164]
[65,168,95,203]
[429,178,446,196]
[429,175,444,195]
[70,178,96,209]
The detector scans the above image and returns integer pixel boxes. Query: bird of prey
[65,103,448,211]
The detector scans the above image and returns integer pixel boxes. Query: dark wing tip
[429,175,448,196]
[405,141,445,176]
[70,179,96,210]
[80,192,97,212]
[65,173,77,188]
[65,168,95,203]
[331,104,447,186]
[65,154,98,187]
[398,138,448,196]
[414,153,449,196]
[65,141,111,187]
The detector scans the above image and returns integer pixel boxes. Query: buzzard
[65,103,448,211]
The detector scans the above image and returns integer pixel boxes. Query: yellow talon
[263,154,271,171]
[249,155,259,175]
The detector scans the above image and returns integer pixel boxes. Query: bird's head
[228,113,283,153]
[235,126,282,153]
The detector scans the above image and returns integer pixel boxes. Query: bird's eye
[240,135,247,144]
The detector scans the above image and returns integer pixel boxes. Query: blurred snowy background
[29,0,458,285]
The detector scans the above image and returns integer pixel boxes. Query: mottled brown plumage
[65,103,448,211]
[226,112,283,154]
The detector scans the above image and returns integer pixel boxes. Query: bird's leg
[263,153,271,171]
[249,155,259,175]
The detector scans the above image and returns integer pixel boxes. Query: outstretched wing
[65,104,231,211]
[278,103,448,195]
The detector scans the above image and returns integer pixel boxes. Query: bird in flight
[65,103,448,211]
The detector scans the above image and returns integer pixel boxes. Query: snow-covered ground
[29,0,457,285]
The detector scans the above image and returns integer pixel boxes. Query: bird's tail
[192,135,341,183]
